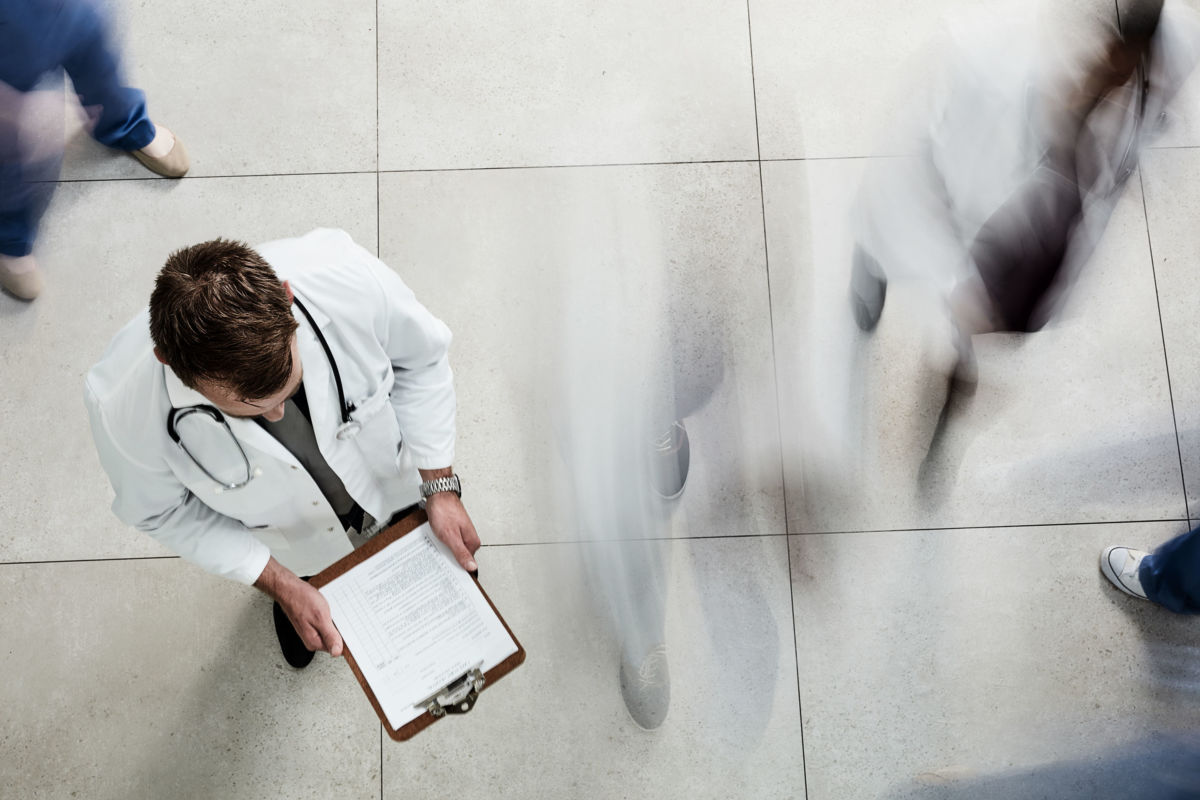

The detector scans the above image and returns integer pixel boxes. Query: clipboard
[309,508,526,741]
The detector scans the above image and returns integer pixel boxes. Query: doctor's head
[150,238,302,422]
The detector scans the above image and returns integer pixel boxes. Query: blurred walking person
[849,0,1198,461]
[0,0,189,300]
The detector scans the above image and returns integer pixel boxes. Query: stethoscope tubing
[164,294,360,489]
[293,296,357,429]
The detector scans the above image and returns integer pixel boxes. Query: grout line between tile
[376,0,381,260]
[0,555,179,567]
[784,516,1192,536]
[378,158,759,174]
[478,534,794,549]
[473,515,1192,549]
[744,2,806,792]
[43,159,765,187]
[376,6,384,798]
[4,516,1190,569]
[784,533,810,800]
[50,147,1200,189]
[41,169,380,185]
[45,155,945,188]
[742,3,788,545]
[1136,169,1191,519]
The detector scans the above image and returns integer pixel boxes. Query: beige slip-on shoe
[131,129,190,178]
[0,254,44,300]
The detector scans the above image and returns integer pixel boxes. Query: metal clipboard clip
[414,663,487,718]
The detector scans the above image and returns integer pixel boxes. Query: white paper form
[319,522,518,730]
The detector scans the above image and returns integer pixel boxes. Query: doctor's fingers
[320,624,344,658]
[435,525,478,571]
[298,618,343,657]
[461,519,481,554]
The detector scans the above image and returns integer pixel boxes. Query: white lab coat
[84,228,457,584]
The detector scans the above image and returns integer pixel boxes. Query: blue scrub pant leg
[0,152,61,258]
[0,0,154,149]
[59,2,155,152]
[0,0,154,256]
[1138,524,1200,614]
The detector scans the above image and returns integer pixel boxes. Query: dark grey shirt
[256,385,361,530]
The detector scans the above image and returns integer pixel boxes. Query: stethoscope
[165,296,362,491]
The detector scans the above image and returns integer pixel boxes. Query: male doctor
[85,228,479,669]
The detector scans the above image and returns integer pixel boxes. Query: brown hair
[149,238,298,400]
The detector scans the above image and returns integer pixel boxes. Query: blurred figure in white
[551,207,687,730]
[848,0,1199,467]
[0,0,189,301]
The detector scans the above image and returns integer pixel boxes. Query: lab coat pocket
[350,386,404,475]
[247,525,291,553]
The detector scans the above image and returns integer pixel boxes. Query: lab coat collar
[163,363,212,409]
[291,288,331,331]
[160,292,332,408]
[161,357,300,467]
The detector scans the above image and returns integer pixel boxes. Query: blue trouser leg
[0,152,61,257]
[0,0,154,255]
[1138,524,1200,614]
[58,0,155,151]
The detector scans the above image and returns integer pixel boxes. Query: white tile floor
[2,0,1199,798]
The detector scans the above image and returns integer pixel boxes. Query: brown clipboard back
[309,508,526,741]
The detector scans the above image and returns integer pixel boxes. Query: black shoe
[650,421,690,500]
[850,245,887,332]
[273,600,315,669]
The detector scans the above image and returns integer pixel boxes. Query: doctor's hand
[254,557,344,657]
[424,492,481,574]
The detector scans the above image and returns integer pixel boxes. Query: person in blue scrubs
[0,0,189,300]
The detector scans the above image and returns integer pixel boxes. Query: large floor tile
[0,173,377,564]
[750,0,1117,160]
[378,0,758,170]
[0,559,380,800]
[379,163,784,545]
[383,536,804,799]
[790,522,1200,800]
[1142,148,1200,517]
[58,0,377,179]
[764,158,1185,533]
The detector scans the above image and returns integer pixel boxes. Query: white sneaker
[1100,546,1149,600]
[649,421,689,500]
[620,643,670,730]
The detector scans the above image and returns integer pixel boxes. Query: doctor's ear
[153,347,169,365]
[282,280,294,304]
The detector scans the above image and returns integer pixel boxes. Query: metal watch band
[419,475,461,507]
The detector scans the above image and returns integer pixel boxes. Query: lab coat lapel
[292,295,339,445]
[162,363,300,468]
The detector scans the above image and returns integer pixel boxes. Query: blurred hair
[149,238,298,399]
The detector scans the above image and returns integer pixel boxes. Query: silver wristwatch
[418,474,462,508]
